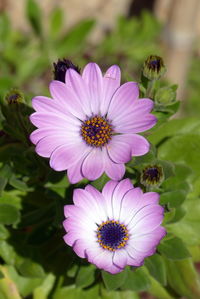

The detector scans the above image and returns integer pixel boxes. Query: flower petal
[113,98,154,125]
[104,158,125,181]
[113,134,150,156]
[113,249,128,269]
[81,148,104,180]
[130,226,166,253]
[107,82,139,120]
[32,96,68,115]
[107,135,132,163]
[73,188,106,223]
[130,211,164,235]
[119,188,143,223]
[30,112,80,130]
[65,69,91,116]
[82,62,103,115]
[49,80,86,120]
[35,134,70,157]
[86,246,122,274]
[30,127,67,145]
[100,65,121,116]
[50,142,90,171]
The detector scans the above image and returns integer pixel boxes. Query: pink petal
[35,134,70,157]
[100,65,121,116]
[102,180,118,219]
[81,148,104,180]
[113,113,157,134]
[111,179,134,220]
[104,157,125,181]
[107,82,139,120]
[73,188,106,223]
[49,80,86,120]
[30,112,80,130]
[67,156,85,184]
[32,96,69,116]
[82,63,103,115]
[130,212,164,235]
[130,226,166,253]
[65,69,91,116]
[128,205,164,231]
[119,188,143,223]
[50,142,90,171]
[113,134,150,156]
[113,98,154,125]
[142,192,160,204]
[107,135,132,163]
[30,127,66,145]
[73,238,95,258]
[86,247,122,274]
[113,249,128,269]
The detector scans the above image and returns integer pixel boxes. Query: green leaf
[158,237,191,260]
[33,273,55,299]
[0,177,7,196]
[57,20,95,56]
[145,254,167,285]
[0,241,16,265]
[75,265,96,288]
[158,134,200,176]
[0,224,9,240]
[121,267,151,291]
[0,203,20,225]
[26,0,42,36]
[18,259,45,278]
[9,175,30,192]
[7,265,43,297]
[101,268,128,290]
[160,190,186,208]
[49,8,63,38]
[53,285,82,299]
[0,269,4,279]
[91,173,110,191]
[149,118,200,145]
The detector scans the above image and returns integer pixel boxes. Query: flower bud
[5,88,24,104]
[143,55,166,80]
[140,164,164,187]
[53,59,80,83]
[155,86,176,106]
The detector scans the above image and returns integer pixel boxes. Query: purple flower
[63,179,166,274]
[30,63,157,183]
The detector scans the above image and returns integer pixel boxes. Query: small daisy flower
[63,179,166,274]
[30,63,157,183]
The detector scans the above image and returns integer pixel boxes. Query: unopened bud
[53,59,80,83]
[143,55,166,80]
[140,164,164,187]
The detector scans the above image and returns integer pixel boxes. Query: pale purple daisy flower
[63,179,166,274]
[30,63,156,183]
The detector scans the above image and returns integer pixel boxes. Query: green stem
[146,80,156,99]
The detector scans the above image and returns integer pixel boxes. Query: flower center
[81,116,113,147]
[97,220,129,251]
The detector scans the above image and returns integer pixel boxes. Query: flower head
[143,55,166,80]
[63,179,166,274]
[30,63,157,183]
[53,59,80,83]
[141,164,164,187]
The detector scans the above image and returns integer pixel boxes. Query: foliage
[0,1,200,298]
